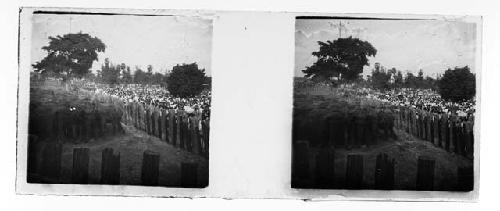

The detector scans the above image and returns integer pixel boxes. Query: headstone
[345,154,364,189]
[191,117,200,154]
[40,142,62,181]
[27,135,40,177]
[101,148,120,184]
[72,147,90,184]
[181,162,199,188]
[374,153,395,190]
[151,109,156,136]
[157,109,162,139]
[179,115,185,149]
[416,156,435,191]
[457,166,474,191]
[293,141,310,181]
[465,122,474,159]
[441,114,449,150]
[314,147,335,188]
[141,150,160,186]
[186,117,193,152]
[435,115,441,146]
[145,108,150,134]
[202,120,210,157]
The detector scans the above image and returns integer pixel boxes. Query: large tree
[32,32,106,78]
[100,58,120,84]
[371,64,391,90]
[302,36,377,83]
[133,67,147,84]
[438,66,476,102]
[394,70,404,88]
[167,63,207,98]
[122,66,133,84]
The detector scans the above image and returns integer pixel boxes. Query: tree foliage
[303,36,377,83]
[367,63,438,90]
[167,63,207,98]
[122,66,133,84]
[32,32,105,78]
[394,70,404,88]
[133,67,147,84]
[438,66,476,102]
[371,64,391,90]
[99,58,121,84]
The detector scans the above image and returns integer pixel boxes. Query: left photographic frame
[17,8,212,191]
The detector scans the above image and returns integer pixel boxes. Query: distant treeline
[367,63,438,90]
[88,58,211,87]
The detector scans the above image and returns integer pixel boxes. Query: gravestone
[314,147,335,188]
[141,150,160,186]
[101,148,120,185]
[345,154,364,189]
[72,147,90,184]
[181,162,199,188]
[40,142,62,182]
[457,166,474,191]
[293,141,310,181]
[374,153,395,190]
[416,156,435,191]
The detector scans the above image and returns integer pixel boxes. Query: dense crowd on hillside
[296,82,475,119]
[339,87,475,119]
[366,88,475,117]
[70,79,211,120]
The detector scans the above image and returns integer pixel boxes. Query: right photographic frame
[292,15,480,192]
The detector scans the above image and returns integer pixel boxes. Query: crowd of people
[70,79,211,120]
[369,88,474,116]
[352,88,475,118]
[296,82,475,119]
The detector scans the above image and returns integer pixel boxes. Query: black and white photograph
[292,16,479,191]
[24,10,212,188]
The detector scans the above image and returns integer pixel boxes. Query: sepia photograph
[292,16,479,191]
[24,10,212,188]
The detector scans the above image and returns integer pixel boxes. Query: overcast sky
[295,18,477,78]
[31,14,213,76]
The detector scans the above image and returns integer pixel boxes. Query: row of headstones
[46,109,123,143]
[292,115,394,149]
[292,142,473,191]
[297,84,334,93]
[27,141,200,187]
[395,107,474,159]
[33,87,124,143]
[122,102,209,158]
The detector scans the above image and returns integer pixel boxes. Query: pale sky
[295,18,477,78]
[31,14,213,76]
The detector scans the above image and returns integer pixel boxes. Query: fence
[291,143,474,191]
[394,107,474,159]
[292,106,474,160]
[77,88,210,158]
[26,140,205,187]
[292,111,397,150]
[295,83,334,94]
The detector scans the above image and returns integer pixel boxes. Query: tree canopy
[371,64,391,90]
[438,66,476,102]
[303,36,377,83]
[98,58,121,84]
[32,32,106,78]
[167,63,207,98]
